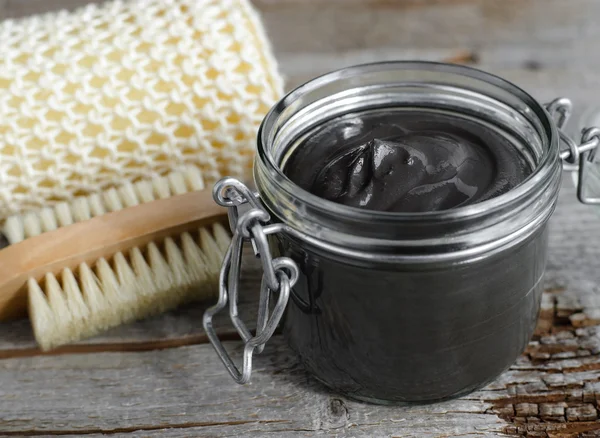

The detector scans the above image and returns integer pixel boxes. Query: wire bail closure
[546,98,600,204]
[202,177,299,384]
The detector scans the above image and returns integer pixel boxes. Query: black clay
[284,110,531,213]
[275,227,547,403]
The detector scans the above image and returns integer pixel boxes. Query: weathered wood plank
[281,56,600,117]
[3,0,600,66]
[0,313,597,437]
[255,0,600,56]
[76,432,506,438]
[0,335,508,437]
[46,432,505,438]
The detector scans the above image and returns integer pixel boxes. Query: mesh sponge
[0,0,284,219]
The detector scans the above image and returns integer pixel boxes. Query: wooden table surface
[2,1,600,437]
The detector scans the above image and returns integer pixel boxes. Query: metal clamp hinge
[546,98,600,204]
[202,177,299,384]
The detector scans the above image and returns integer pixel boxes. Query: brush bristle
[3,165,207,244]
[29,223,230,351]
[14,165,232,351]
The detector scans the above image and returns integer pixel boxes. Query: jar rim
[257,60,558,223]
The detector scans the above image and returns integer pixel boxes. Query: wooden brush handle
[0,189,227,320]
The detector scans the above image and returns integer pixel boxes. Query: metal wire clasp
[202,177,299,384]
[546,98,600,204]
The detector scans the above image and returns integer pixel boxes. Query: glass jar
[203,61,600,404]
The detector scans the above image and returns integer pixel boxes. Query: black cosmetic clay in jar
[203,61,600,404]
[283,109,532,212]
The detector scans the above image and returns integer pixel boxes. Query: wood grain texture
[255,0,600,57]
[3,0,600,65]
[0,337,509,437]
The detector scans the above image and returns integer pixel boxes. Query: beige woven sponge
[0,0,284,219]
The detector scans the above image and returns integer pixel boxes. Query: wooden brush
[0,166,230,351]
